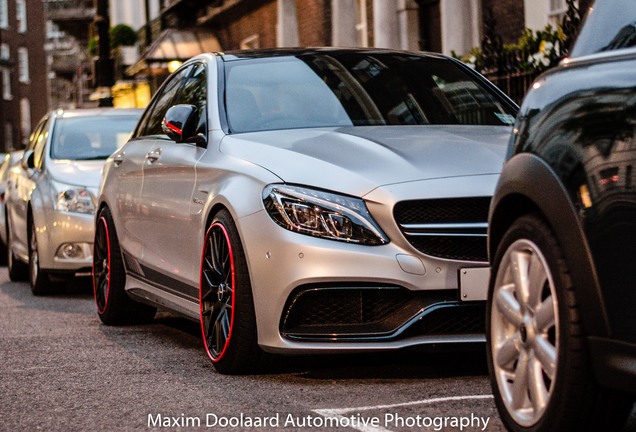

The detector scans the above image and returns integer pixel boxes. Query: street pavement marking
[313,394,494,432]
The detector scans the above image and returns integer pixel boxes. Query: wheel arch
[489,153,611,336]
[204,202,230,230]
[26,203,35,250]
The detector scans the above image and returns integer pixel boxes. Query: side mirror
[21,150,35,170]
[162,104,200,144]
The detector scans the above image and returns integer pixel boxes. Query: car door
[111,67,192,276]
[7,116,49,260]
[138,63,208,301]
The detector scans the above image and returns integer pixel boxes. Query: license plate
[459,267,490,301]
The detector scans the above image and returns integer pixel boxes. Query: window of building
[0,0,7,29]
[5,122,13,151]
[0,43,9,61]
[549,0,568,24]
[20,98,30,144]
[240,34,260,50]
[16,0,26,33]
[356,0,369,47]
[549,0,567,15]
[2,68,11,100]
[18,47,29,83]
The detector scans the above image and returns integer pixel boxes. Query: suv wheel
[487,213,632,431]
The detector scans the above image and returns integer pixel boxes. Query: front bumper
[239,209,488,354]
[36,209,94,274]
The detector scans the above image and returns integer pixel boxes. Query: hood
[47,159,105,189]
[221,125,511,197]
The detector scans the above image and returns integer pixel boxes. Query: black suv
[486,1,636,430]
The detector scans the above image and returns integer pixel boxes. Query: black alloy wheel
[199,209,268,374]
[200,221,235,360]
[93,206,155,325]
[93,214,111,315]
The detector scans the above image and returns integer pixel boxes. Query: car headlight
[263,184,389,245]
[52,181,96,214]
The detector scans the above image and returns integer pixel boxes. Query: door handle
[113,152,124,166]
[146,148,162,163]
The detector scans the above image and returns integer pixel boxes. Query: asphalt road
[1,268,634,432]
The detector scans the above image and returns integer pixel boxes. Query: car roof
[49,108,143,119]
[217,47,448,61]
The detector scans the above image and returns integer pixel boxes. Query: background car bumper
[37,210,94,273]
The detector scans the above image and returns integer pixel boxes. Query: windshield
[224,52,516,133]
[50,115,139,160]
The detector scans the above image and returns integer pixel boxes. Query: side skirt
[125,274,200,322]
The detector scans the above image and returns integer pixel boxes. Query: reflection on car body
[0,150,24,262]
[93,48,518,374]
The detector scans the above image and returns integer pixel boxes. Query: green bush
[109,24,138,48]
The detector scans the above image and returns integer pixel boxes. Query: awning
[127,28,221,76]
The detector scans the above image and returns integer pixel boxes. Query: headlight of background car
[52,181,96,214]
[263,184,388,245]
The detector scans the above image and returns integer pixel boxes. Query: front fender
[489,153,610,336]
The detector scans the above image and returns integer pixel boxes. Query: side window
[142,66,192,137]
[176,63,207,139]
[26,117,46,151]
[33,118,49,169]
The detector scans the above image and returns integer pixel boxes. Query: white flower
[541,41,554,54]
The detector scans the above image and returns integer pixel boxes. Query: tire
[7,216,28,281]
[199,209,269,375]
[0,238,6,266]
[486,213,632,432]
[93,206,156,325]
[0,209,8,266]
[29,219,50,295]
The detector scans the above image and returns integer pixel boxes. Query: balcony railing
[45,0,94,16]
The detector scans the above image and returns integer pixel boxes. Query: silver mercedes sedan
[94,48,517,374]
[5,108,141,294]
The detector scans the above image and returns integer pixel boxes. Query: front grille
[280,285,483,341]
[405,304,485,336]
[284,287,409,327]
[394,197,490,261]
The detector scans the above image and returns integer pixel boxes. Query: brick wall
[296,0,330,46]
[213,0,278,50]
[0,0,48,150]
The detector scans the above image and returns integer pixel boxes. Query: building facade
[127,0,588,85]
[43,0,590,109]
[0,0,48,151]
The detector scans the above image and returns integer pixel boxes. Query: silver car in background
[6,108,141,294]
[94,48,517,374]
[0,150,24,262]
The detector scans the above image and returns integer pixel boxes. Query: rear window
[224,52,516,133]
[50,115,139,160]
